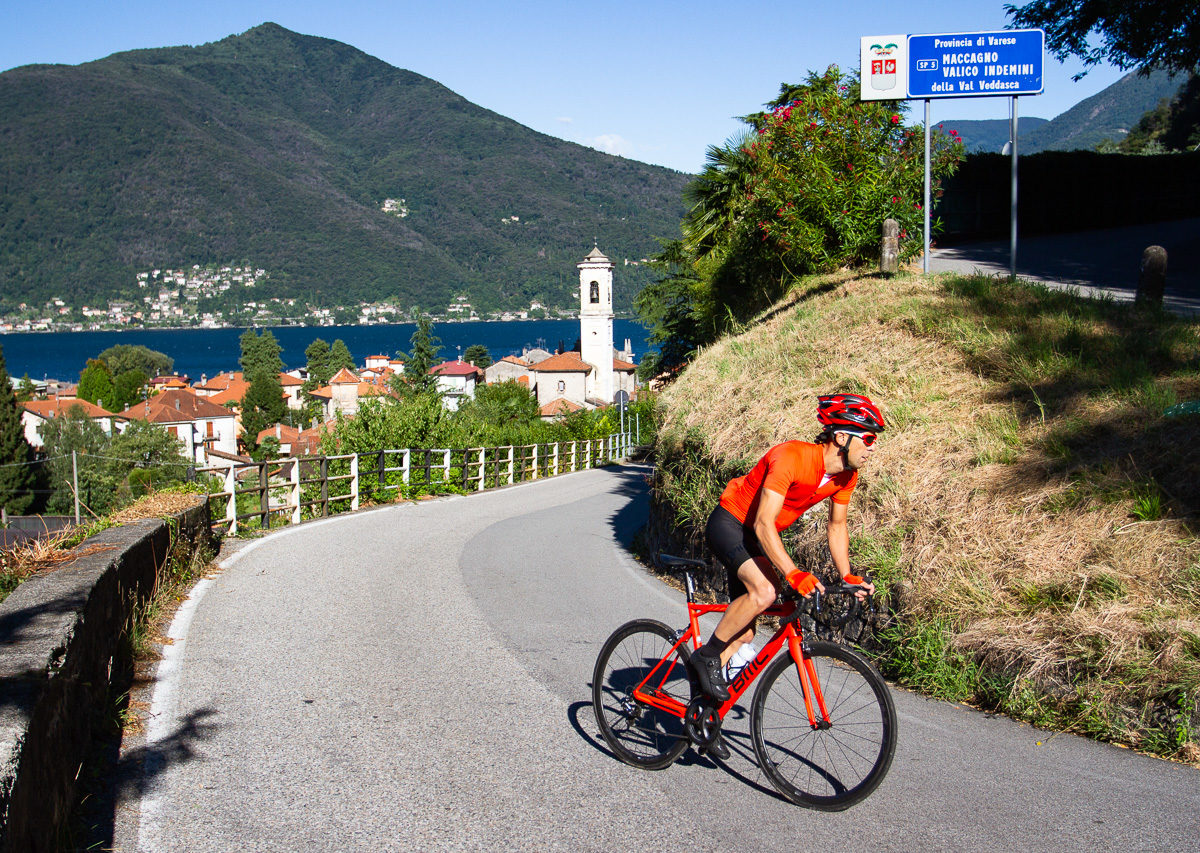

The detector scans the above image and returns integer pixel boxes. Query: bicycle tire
[592,619,692,770]
[750,640,897,810]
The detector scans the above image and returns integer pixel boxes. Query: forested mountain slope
[0,23,689,313]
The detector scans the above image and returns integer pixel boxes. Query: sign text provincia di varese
[860,30,1044,101]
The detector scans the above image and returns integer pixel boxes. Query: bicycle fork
[786,625,832,730]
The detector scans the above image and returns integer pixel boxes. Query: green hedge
[939,151,1200,241]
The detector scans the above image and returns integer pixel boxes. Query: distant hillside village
[0,254,643,331]
[16,248,640,464]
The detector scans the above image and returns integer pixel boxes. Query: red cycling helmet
[817,393,886,433]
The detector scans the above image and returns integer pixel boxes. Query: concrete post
[290,457,301,525]
[881,218,900,275]
[350,454,360,511]
[1137,245,1167,307]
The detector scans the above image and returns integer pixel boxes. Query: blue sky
[1,0,1127,173]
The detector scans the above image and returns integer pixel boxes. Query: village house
[308,368,395,419]
[115,388,238,465]
[20,398,124,449]
[429,360,483,411]
[531,352,592,413]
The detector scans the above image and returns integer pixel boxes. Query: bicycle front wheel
[750,640,897,810]
[592,619,692,770]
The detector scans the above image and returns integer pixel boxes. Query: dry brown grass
[657,270,1200,758]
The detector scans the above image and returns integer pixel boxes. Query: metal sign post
[1010,95,1019,278]
[923,100,931,273]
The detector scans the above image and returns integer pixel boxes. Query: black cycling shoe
[690,650,731,703]
[703,736,730,762]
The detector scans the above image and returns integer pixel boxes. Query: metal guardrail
[196,431,635,535]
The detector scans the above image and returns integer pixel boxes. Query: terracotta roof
[330,367,360,384]
[197,371,243,391]
[22,399,117,419]
[430,361,484,377]
[209,379,251,406]
[117,388,234,423]
[613,358,637,371]
[531,352,593,373]
[499,355,529,366]
[257,424,300,444]
[278,373,303,386]
[516,375,529,386]
[540,397,584,417]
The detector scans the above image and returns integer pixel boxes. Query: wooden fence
[197,431,635,535]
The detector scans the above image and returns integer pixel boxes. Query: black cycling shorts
[705,504,767,600]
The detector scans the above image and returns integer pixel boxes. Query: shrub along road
[121,465,1198,851]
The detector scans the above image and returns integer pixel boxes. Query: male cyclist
[691,394,883,737]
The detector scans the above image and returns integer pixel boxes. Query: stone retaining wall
[0,499,211,852]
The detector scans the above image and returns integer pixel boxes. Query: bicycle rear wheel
[592,619,692,770]
[750,640,897,810]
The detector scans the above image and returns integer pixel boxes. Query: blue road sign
[908,29,1043,99]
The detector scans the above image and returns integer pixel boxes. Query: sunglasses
[843,432,878,447]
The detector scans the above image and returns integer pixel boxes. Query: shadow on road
[568,695,792,805]
[79,706,220,851]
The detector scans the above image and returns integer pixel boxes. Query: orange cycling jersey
[719,440,856,532]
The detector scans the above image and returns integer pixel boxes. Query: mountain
[944,68,1187,154]
[937,117,1049,154]
[0,23,690,315]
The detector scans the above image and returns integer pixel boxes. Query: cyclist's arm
[752,487,798,578]
[828,500,874,597]
[827,499,852,578]
[752,488,824,594]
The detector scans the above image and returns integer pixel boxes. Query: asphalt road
[931,217,1200,314]
[118,465,1199,851]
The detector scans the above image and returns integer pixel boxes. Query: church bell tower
[578,245,614,403]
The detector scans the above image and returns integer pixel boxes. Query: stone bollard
[1137,245,1167,306]
[881,219,900,276]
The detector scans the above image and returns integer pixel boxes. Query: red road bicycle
[592,554,897,811]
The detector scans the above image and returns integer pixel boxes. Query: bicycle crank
[684,697,721,749]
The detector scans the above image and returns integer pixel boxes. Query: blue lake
[1,319,652,382]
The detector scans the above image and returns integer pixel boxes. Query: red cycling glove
[785,569,818,596]
[845,574,865,585]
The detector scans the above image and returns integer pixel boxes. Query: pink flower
[891,115,900,124]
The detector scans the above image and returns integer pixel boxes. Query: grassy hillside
[0,23,689,314]
[652,271,1200,760]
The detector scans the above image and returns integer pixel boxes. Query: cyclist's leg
[709,557,777,665]
[702,506,779,665]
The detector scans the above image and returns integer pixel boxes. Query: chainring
[684,697,721,748]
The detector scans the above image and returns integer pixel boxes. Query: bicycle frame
[631,591,831,730]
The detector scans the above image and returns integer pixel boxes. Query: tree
[97,344,174,378]
[302,338,333,425]
[112,368,150,412]
[1006,0,1199,75]
[637,68,963,367]
[15,375,35,403]
[240,329,286,452]
[240,374,286,453]
[1118,72,1200,151]
[403,318,442,391]
[463,344,492,369]
[38,405,112,516]
[78,359,116,409]
[106,420,191,503]
[328,339,355,373]
[0,345,37,513]
[239,329,284,377]
[456,380,539,426]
